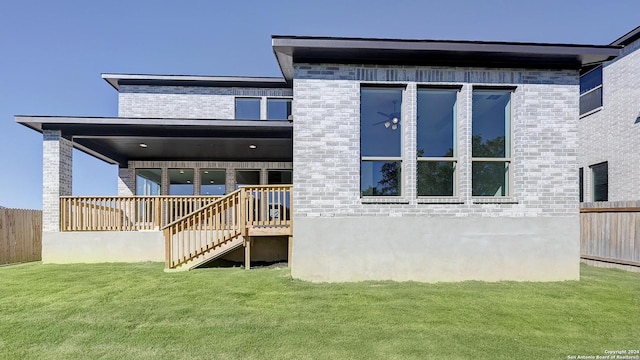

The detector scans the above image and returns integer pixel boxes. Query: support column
[117,165,135,196]
[244,236,252,269]
[43,130,72,232]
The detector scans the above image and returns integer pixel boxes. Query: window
[417,89,457,196]
[579,167,584,203]
[168,169,194,195]
[235,98,261,120]
[267,98,292,120]
[591,162,608,202]
[360,87,403,196]
[580,66,602,116]
[235,170,260,189]
[136,169,161,195]
[472,90,511,197]
[200,169,225,196]
[268,170,292,184]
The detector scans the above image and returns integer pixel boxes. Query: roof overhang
[272,36,621,81]
[611,25,640,46]
[102,73,290,91]
[16,116,293,167]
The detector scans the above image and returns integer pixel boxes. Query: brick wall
[579,39,640,202]
[293,64,579,218]
[118,85,293,119]
[42,130,72,232]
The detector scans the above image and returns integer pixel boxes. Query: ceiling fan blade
[372,120,388,125]
[377,111,391,118]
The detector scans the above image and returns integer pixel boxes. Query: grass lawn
[0,263,638,360]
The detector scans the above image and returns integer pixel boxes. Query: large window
[268,170,292,184]
[417,89,457,196]
[235,98,261,120]
[267,98,292,120]
[136,169,161,195]
[472,90,511,197]
[168,169,194,195]
[591,162,608,202]
[235,170,260,189]
[200,169,226,196]
[360,87,403,196]
[580,66,603,116]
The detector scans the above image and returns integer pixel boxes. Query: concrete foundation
[291,216,580,283]
[42,231,164,263]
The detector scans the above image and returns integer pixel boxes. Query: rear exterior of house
[578,26,640,203]
[17,35,619,282]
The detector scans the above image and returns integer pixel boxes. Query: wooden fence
[580,201,640,269]
[0,208,42,265]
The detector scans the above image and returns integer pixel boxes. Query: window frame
[579,167,584,203]
[590,162,608,202]
[234,97,261,120]
[360,85,406,198]
[471,87,514,198]
[266,97,293,120]
[416,86,460,198]
[579,65,603,117]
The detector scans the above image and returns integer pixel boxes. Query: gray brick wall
[579,38,640,202]
[118,85,293,119]
[293,64,579,218]
[43,130,72,232]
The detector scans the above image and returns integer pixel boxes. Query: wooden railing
[163,189,244,268]
[60,196,220,231]
[162,185,292,269]
[245,185,293,227]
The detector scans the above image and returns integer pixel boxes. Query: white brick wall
[579,39,640,202]
[293,64,579,218]
[43,130,72,232]
[118,85,293,119]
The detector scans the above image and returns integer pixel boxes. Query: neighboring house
[16,35,619,282]
[578,26,640,202]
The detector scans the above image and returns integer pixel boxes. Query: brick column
[117,165,135,196]
[43,130,72,232]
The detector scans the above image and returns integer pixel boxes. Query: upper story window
[235,98,261,120]
[591,162,608,202]
[417,88,458,196]
[360,87,403,197]
[472,90,512,197]
[580,66,603,116]
[267,98,292,120]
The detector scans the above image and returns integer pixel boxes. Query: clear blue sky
[0,0,637,209]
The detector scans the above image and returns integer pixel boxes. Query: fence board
[580,201,640,267]
[0,208,42,265]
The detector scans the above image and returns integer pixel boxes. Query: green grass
[0,263,638,360]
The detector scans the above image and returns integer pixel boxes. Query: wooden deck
[60,185,293,270]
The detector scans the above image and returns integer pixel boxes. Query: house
[578,26,640,202]
[16,35,619,282]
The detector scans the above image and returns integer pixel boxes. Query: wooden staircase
[163,185,292,271]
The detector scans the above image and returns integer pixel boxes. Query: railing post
[155,198,162,230]
[240,188,247,237]
[164,227,171,268]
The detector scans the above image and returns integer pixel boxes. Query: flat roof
[16,116,292,166]
[102,73,289,91]
[272,35,621,81]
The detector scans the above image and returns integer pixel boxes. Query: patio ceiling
[16,116,293,167]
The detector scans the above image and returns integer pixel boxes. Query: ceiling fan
[372,100,400,130]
